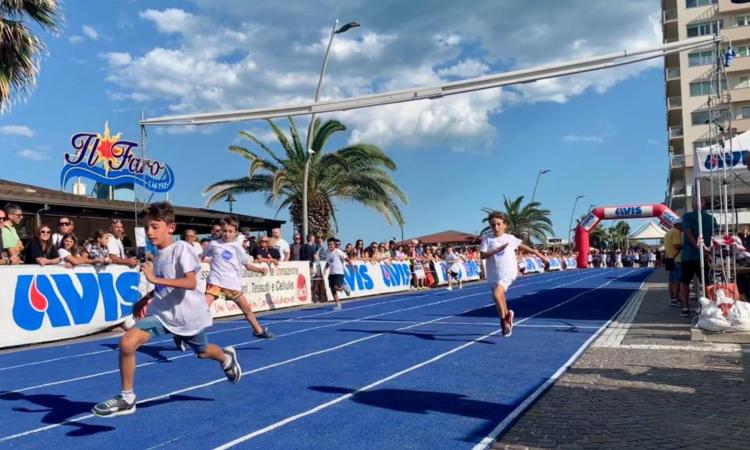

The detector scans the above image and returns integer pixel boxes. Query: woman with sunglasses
[25,225,61,265]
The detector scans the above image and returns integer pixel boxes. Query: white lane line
[0,271,587,375]
[472,270,641,450]
[213,270,638,449]
[0,270,606,443]
[0,274,509,370]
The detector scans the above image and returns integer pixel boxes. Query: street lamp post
[568,194,584,244]
[226,193,236,214]
[302,19,360,238]
[530,169,550,203]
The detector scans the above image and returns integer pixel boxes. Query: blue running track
[0,268,651,449]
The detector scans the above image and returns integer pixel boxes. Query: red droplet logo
[296,274,308,302]
[29,277,48,312]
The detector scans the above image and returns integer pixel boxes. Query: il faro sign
[60,122,175,192]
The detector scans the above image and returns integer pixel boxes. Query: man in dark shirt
[300,233,319,262]
[290,233,303,261]
[251,235,280,263]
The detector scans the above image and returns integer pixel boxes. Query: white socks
[121,389,135,403]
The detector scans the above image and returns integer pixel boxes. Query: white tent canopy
[629,221,667,241]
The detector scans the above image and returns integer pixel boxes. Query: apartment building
[664,0,750,213]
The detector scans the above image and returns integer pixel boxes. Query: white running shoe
[91,394,136,417]
[333,304,342,311]
[502,310,515,337]
[446,286,453,291]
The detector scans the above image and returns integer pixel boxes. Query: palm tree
[609,220,631,249]
[0,0,61,112]
[204,117,407,236]
[480,195,554,243]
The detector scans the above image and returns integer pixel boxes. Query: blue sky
[1,0,666,243]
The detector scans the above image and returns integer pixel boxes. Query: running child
[323,237,351,311]
[444,246,464,291]
[195,215,273,345]
[92,202,241,417]
[480,211,548,337]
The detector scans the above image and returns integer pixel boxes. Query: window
[691,109,728,126]
[690,80,727,96]
[738,45,750,57]
[687,20,723,37]
[740,105,750,118]
[688,50,715,66]
[736,76,750,89]
[694,139,713,151]
[686,0,717,7]
[738,15,750,27]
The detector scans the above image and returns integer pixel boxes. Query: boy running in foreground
[92,202,241,417]
[200,215,273,341]
[480,212,547,337]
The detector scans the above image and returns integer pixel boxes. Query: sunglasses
[58,222,71,226]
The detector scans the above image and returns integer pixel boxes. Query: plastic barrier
[0,261,313,349]
[0,265,139,348]
[523,257,543,274]
[547,258,563,271]
[566,258,577,269]
[201,261,312,318]
[432,259,482,286]
[322,259,482,300]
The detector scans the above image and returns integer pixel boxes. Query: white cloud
[103,1,661,150]
[562,134,604,143]
[0,125,35,137]
[82,25,99,40]
[437,59,489,78]
[68,35,84,44]
[18,149,49,161]
[102,52,132,66]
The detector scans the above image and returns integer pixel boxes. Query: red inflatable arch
[575,204,680,269]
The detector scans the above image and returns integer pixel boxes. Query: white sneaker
[446,286,453,291]
[333,304,342,311]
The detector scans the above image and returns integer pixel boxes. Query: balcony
[670,154,686,168]
[666,67,681,81]
[731,116,750,131]
[730,86,750,102]
[663,8,678,23]
[722,25,750,43]
[726,55,750,72]
[667,96,682,109]
[719,0,750,13]
[671,186,687,197]
[669,126,684,138]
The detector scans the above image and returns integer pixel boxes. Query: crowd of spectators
[585,247,660,268]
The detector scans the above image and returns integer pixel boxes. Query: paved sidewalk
[491,270,750,449]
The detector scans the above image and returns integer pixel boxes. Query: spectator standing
[290,233,303,261]
[663,219,683,307]
[208,223,222,241]
[301,233,319,262]
[183,228,203,259]
[679,199,718,317]
[251,235,280,264]
[25,225,60,265]
[245,235,259,256]
[354,239,365,259]
[270,227,290,261]
[200,239,211,261]
[2,203,24,264]
[108,219,138,267]
[58,233,95,267]
[52,216,74,246]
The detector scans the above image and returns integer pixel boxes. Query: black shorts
[680,260,710,285]
[328,274,345,290]
[448,269,459,280]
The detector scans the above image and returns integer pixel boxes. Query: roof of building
[0,178,284,231]
[409,230,480,245]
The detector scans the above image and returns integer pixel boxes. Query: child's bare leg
[233,294,263,334]
[119,328,152,391]
[198,343,229,364]
[492,285,509,324]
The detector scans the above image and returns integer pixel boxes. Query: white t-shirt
[106,233,125,259]
[206,239,249,291]
[481,234,523,283]
[149,240,211,336]
[273,237,290,261]
[444,252,462,274]
[326,248,347,275]
[58,248,72,261]
[191,241,203,258]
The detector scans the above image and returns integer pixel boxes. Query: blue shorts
[135,316,209,354]
[668,264,682,284]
